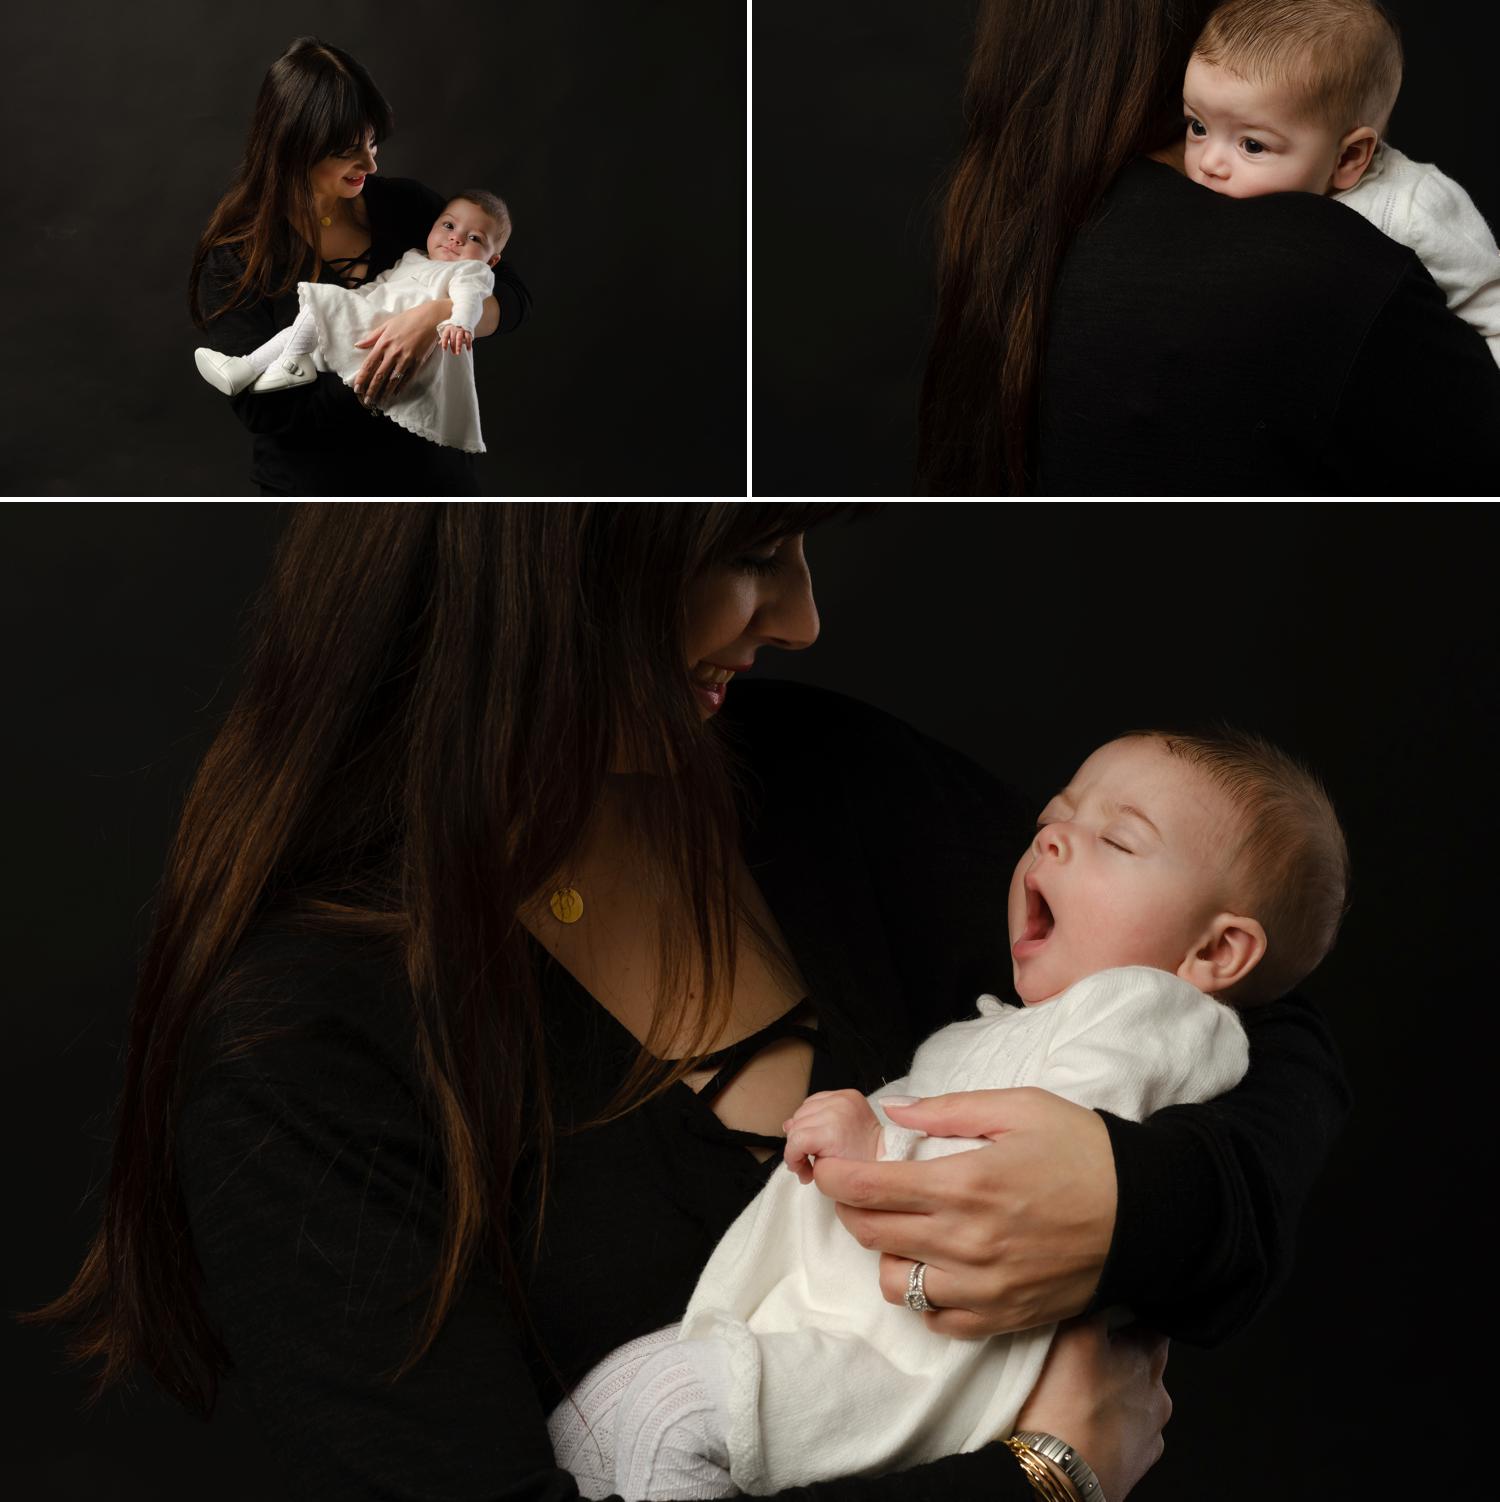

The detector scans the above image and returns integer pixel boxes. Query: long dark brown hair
[22,503,863,1419]
[188,36,393,329]
[916,0,1215,495]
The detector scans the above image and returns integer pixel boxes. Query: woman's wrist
[1004,1436,1085,1502]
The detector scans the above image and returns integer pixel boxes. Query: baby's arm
[1406,168,1500,367]
[437,263,497,355]
[781,1089,884,1184]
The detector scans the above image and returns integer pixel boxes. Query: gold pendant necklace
[548,884,584,924]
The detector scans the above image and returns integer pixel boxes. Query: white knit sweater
[678,966,1250,1493]
[1335,142,1500,368]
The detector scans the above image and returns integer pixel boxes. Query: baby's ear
[1179,912,1266,996]
[1331,127,1380,193]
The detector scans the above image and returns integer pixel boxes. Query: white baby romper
[1335,142,1500,369]
[297,248,495,452]
[571,967,1249,1497]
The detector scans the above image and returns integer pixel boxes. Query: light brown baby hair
[1120,724,1351,1006]
[450,187,512,252]
[1193,0,1404,139]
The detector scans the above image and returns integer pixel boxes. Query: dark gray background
[6,501,1489,1498]
[1,2,745,497]
[753,0,1500,495]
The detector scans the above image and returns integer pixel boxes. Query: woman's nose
[751,538,820,652]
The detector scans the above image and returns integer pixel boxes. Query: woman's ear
[1330,127,1380,193]
[1178,913,1267,996]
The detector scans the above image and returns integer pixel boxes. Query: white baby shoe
[194,347,262,396]
[250,355,317,394]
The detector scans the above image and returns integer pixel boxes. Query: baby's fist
[782,1089,883,1184]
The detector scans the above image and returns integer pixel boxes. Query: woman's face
[310,127,378,209]
[682,532,820,717]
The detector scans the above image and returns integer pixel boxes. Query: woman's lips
[344,174,365,186]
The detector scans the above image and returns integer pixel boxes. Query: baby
[193,190,510,453]
[548,726,1350,1499]
[1182,0,1500,367]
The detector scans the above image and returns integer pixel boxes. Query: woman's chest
[529,876,820,1164]
[319,206,373,284]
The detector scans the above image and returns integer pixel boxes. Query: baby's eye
[1244,138,1267,155]
[1187,118,1206,138]
[1102,837,1133,853]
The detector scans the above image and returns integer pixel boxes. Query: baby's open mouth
[1020,883,1055,944]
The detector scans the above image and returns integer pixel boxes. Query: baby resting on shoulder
[1181,0,1500,367]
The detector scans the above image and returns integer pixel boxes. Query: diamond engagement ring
[905,1261,935,1313]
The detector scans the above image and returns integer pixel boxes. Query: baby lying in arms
[194,191,511,452]
[550,724,1349,1498]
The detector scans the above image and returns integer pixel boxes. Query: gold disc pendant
[549,887,584,924]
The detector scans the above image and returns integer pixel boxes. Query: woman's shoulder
[722,679,1027,831]
[367,174,446,221]
[1114,156,1414,291]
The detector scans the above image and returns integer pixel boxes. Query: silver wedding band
[905,1260,935,1313]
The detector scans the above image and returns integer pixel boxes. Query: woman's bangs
[322,86,390,158]
[719,503,878,554]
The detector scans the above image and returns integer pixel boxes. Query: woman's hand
[351,302,445,407]
[438,323,474,355]
[1013,1313,1171,1502]
[809,1087,1116,1337]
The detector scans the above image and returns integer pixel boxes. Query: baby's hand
[782,1089,883,1184]
[438,323,473,355]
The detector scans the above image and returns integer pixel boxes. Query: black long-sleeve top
[1036,155,1500,495]
[194,174,531,496]
[176,680,1351,1500]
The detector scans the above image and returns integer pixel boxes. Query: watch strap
[1011,1430,1106,1502]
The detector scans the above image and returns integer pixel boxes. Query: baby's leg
[614,1337,739,1499]
[244,306,318,373]
[546,1321,687,1499]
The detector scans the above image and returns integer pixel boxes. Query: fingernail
[882,1095,919,1108]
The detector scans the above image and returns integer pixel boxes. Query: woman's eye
[736,552,781,577]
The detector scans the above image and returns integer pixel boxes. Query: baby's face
[1007,737,1239,1005]
[1183,54,1347,198]
[426,202,508,267]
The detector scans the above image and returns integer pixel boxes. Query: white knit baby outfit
[548,966,1249,1500]
[235,249,495,452]
[1335,142,1500,368]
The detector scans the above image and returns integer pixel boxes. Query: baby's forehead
[1186,56,1319,131]
[1068,739,1237,839]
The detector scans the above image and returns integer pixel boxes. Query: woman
[916,0,1500,496]
[25,505,1344,1501]
[188,37,531,496]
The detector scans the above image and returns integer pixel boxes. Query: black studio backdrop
[0,2,745,497]
[753,0,1500,496]
[4,501,1491,1500]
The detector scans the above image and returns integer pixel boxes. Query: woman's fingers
[810,1152,945,1214]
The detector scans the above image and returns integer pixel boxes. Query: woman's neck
[1144,138,1187,175]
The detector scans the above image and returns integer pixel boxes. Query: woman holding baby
[29,505,1348,1502]
[919,0,1500,496]
[187,35,530,496]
